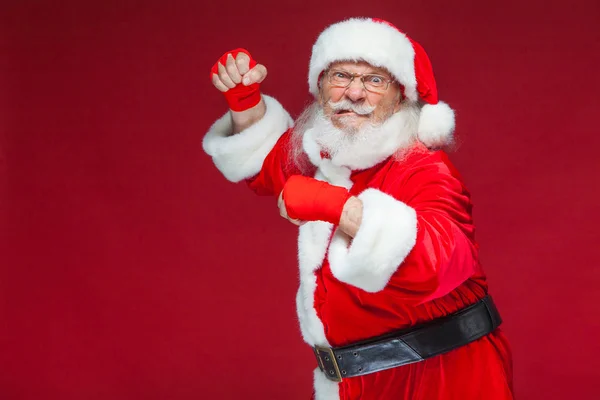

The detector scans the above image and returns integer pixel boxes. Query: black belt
[313,295,502,382]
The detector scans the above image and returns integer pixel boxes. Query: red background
[2,0,600,399]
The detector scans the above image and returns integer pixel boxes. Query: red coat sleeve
[386,152,478,303]
[328,150,479,304]
[245,129,310,197]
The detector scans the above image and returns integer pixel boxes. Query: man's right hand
[210,49,268,113]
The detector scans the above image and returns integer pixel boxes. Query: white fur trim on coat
[294,169,353,347]
[417,101,455,148]
[202,95,293,182]
[308,18,418,102]
[302,128,354,189]
[328,189,417,292]
[313,367,340,400]
[296,220,333,347]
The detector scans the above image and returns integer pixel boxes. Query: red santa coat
[204,96,513,400]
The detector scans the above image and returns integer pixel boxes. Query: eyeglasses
[326,70,395,94]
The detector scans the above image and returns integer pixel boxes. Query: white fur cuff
[328,189,418,292]
[202,95,293,182]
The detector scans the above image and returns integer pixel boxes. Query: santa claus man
[204,17,513,400]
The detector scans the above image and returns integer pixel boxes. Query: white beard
[297,102,422,171]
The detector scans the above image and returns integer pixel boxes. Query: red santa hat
[308,17,455,147]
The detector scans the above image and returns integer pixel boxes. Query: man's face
[319,61,402,133]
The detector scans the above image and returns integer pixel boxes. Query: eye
[365,75,385,85]
[333,71,349,79]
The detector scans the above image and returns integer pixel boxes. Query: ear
[318,86,327,106]
[393,91,402,113]
[391,82,405,113]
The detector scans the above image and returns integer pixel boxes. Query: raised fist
[210,49,268,112]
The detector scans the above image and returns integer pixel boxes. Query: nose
[344,79,367,102]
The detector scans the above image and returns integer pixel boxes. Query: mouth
[334,109,368,117]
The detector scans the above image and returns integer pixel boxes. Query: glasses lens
[363,75,387,92]
[330,71,352,87]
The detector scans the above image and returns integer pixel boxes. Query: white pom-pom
[417,101,455,148]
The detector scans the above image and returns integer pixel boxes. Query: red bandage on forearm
[283,175,351,225]
[210,48,261,112]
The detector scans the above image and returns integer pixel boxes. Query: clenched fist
[210,48,268,112]
[280,176,352,225]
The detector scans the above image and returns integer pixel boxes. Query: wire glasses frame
[326,69,395,94]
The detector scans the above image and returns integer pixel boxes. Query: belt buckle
[314,345,343,382]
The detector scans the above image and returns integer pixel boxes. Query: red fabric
[247,138,513,399]
[283,175,351,225]
[245,129,306,196]
[371,18,438,104]
[209,48,261,111]
[408,37,438,104]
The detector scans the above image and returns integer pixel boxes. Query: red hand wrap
[210,48,261,112]
[283,175,351,225]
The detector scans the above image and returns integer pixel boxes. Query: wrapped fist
[280,176,352,225]
[210,48,267,112]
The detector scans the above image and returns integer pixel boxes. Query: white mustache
[328,99,376,115]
